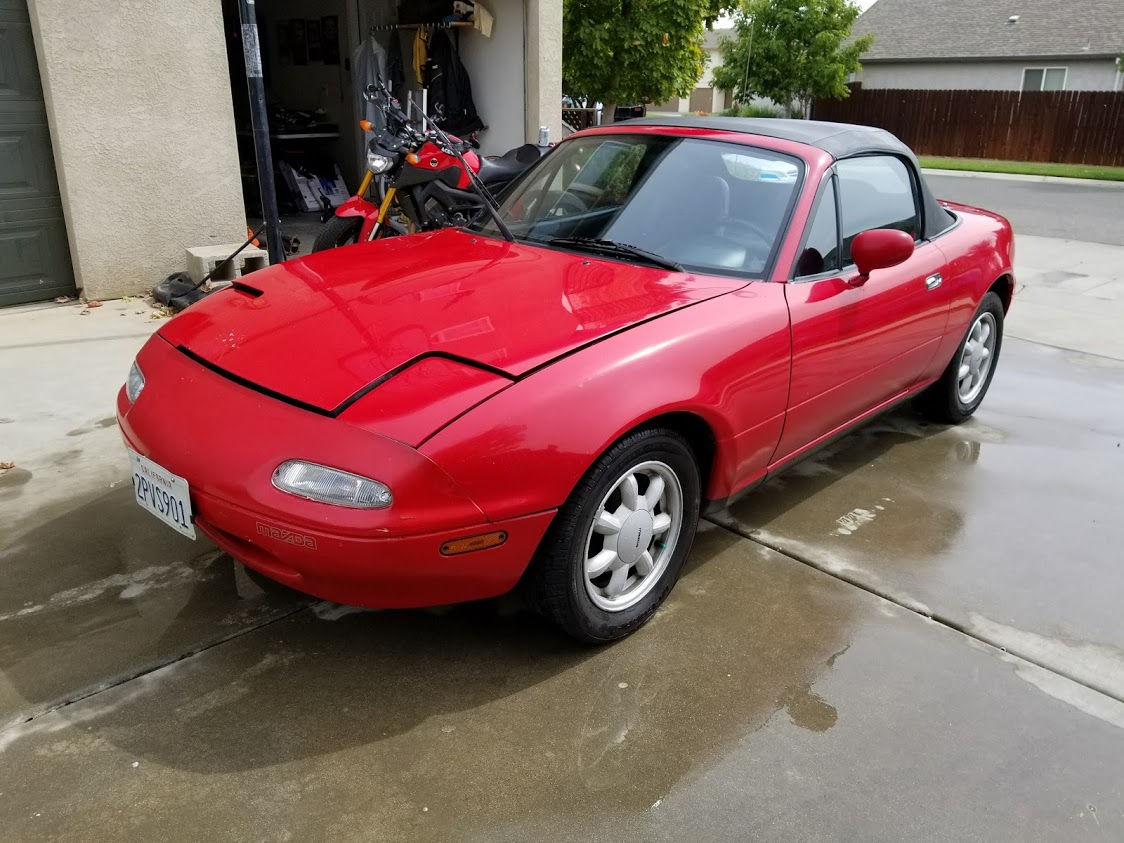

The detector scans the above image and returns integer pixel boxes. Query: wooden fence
[813,88,1124,166]
[562,108,600,132]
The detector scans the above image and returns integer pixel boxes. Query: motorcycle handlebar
[363,82,480,155]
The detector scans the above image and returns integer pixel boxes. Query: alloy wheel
[957,312,997,404]
[583,461,684,612]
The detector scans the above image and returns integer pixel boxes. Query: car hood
[159,229,744,415]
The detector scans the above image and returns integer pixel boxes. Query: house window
[1022,67,1067,91]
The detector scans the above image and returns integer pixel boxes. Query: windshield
[470,134,803,276]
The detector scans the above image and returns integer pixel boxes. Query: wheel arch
[989,273,1014,312]
[620,411,718,500]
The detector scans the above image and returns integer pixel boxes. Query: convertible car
[118,118,1013,642]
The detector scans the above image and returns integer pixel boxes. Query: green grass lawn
[919,157,1124,182]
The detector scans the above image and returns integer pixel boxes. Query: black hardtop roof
[623,117,913,161]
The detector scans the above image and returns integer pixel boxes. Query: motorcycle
[313,83,551,252]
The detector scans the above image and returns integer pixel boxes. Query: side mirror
[850,229,915,283]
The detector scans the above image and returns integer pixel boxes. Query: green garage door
[0,0,75,306]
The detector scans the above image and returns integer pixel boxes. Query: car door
[774,155,952,464]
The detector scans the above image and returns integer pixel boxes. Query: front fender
[334,195,379,219]
[420,285,792,521]
[334,196,381,242]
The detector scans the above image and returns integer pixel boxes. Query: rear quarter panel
[420,282,792,521]
[924,202,1015,380]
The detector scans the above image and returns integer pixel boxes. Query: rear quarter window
[836,156,920,264]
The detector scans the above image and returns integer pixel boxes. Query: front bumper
[118,335,555,608]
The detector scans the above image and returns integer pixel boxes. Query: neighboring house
[651,29,735,115]
[2,0,562,307]
[849,0,1124,91]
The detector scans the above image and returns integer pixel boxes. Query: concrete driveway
[1,177,1123,841]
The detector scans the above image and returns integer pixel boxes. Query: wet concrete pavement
[2,337,1124,839]
[1,525,1123,841]
[0,486,306,727]
[713,340,1124,702]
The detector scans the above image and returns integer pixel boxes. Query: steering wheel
[547,182,604,216]
[551,183,604,215]
[721,217,774,249]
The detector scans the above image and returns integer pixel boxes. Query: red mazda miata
[118,119,1013,642]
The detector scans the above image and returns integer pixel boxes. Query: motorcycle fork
[356,170,374,199]
[367,187,398,241]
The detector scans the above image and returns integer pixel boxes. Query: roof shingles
[851,0,1124,61]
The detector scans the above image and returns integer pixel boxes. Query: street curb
[921,168,1124,189]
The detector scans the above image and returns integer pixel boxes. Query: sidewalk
[1007,235,1124,362]
[922,168,1124,189]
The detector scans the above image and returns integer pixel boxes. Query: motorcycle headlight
[125,360,145,403]
[366,151,395,174]
[272,461,393,509]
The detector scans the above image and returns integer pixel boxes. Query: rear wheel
[312,216,363,252]
[917,291,1004,423]
[525,428,701,643]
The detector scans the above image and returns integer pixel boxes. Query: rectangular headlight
[126,360,145,403]
[272,461,393,509]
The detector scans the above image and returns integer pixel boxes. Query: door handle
[925,273,943,290]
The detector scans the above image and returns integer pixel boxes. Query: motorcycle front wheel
[311,216,364,252]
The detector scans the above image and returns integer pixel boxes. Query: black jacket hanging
[427,30,485,137]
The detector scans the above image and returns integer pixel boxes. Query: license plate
[129,451,196,540]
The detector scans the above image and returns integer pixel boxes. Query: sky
[715,0,878,29]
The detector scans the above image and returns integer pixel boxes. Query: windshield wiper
[547,237,684,272]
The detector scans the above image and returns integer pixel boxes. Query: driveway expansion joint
[707,517,1124,707]
[0,603,308,736]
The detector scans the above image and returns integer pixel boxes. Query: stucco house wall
[27,0,247,301]
[856,58,1123,91]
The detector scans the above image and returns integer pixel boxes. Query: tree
[563,0,738,122]
[712,0,873,117]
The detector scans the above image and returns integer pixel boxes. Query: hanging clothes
[427,29,484,136]
[473,3,494,37]
[412,27,429,86]
[353,34,390,132]
[386,30,406,97]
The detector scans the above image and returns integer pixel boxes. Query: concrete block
[185,244,269,285]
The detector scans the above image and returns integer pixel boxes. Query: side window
[795,177,839,278]
[836,157,920,265]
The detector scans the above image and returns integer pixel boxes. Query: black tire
[524,428,702,643]
[917,291,1005,423]
[311,216,363,252]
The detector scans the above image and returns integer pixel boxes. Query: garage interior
[219,0,520,246]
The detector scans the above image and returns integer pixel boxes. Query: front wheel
[525,428,702,643]
[917,291,1004,423]
[311,216,363,252]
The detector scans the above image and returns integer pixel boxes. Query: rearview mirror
[851,229,915,280]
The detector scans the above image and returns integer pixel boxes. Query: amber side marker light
[440,532,508,556]
[405,152,420,165]
[359,119,374,131]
